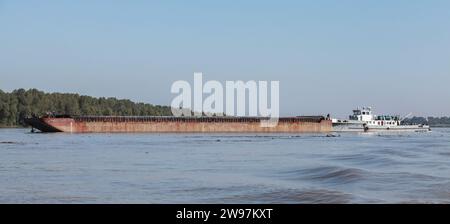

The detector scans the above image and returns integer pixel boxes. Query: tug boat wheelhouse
[332,107,430,132]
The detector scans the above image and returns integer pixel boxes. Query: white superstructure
[333,107,430,132]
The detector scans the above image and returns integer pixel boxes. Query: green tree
[0,88,172,127]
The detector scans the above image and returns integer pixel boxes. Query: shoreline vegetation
[0,88,172,127]
[1,88,449,128]
[403,117,450,128]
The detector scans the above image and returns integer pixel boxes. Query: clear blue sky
[1,0,449,117]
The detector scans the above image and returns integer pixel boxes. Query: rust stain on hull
[26,116,332,133]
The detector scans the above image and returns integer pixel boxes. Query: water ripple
[279,166,369,185]
[218,188,354,204]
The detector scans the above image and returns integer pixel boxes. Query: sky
[1,0,449,117]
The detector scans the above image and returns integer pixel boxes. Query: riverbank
[430,125,450,128]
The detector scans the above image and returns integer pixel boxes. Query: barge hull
[25,116,332,133]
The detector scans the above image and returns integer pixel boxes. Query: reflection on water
[0,128,449,203]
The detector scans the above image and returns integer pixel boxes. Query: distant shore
[429,125,450,128]
[0,88,172,128]
[2,88,449,129]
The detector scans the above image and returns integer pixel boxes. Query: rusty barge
[24,115,332,133]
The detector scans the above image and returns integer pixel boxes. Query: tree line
[1,88,449,128]
[402,116,450,127]
[0,89,172,127]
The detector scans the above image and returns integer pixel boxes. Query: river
[1,128,449,203]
